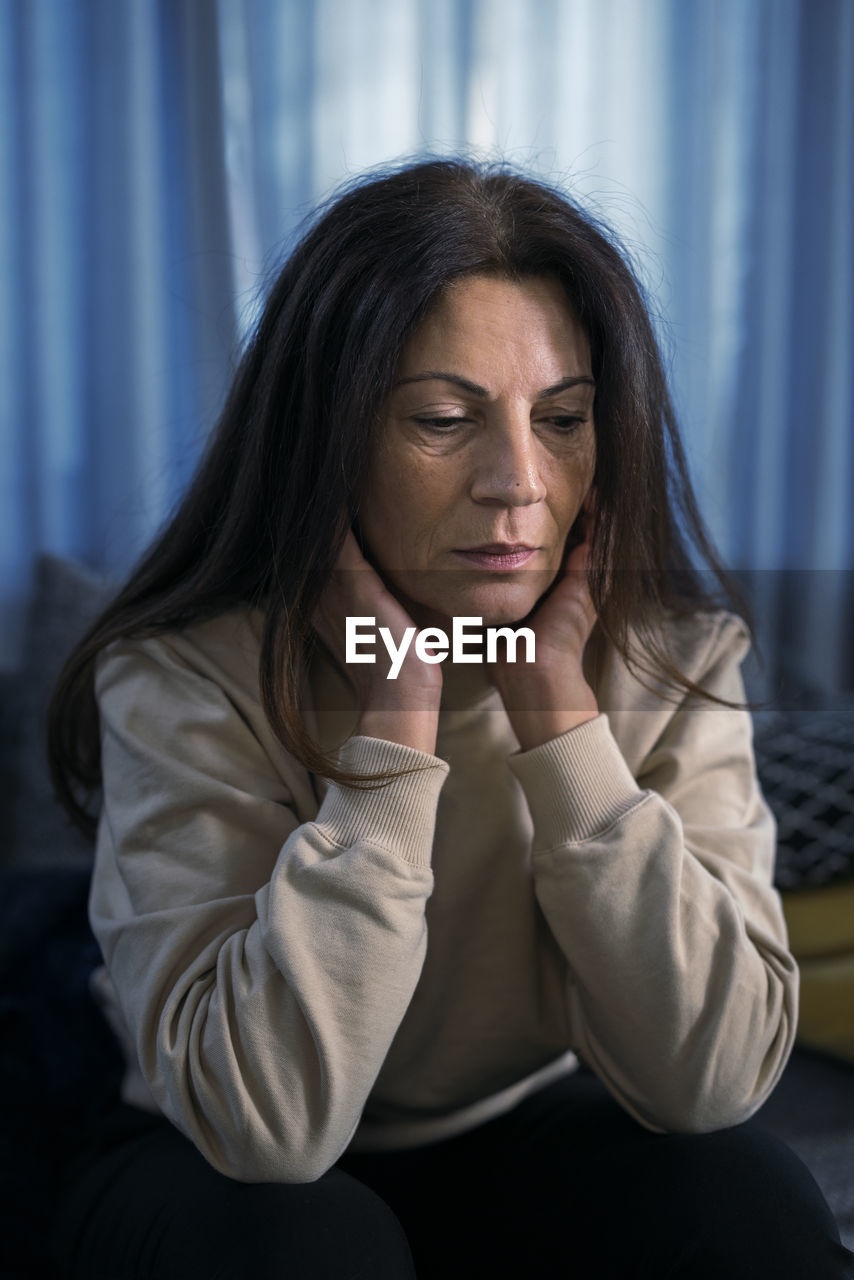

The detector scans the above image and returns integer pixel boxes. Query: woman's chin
[405,580,552,631]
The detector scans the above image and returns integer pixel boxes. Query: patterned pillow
[754,707,854,892]
[753,701,854,1063]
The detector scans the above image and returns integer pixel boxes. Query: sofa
[1,554,852,1277]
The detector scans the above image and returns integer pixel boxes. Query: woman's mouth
[452,544,538,570]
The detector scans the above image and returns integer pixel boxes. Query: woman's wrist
[494,672,599,751]
[357,706,440,755]
[509,704,599,752]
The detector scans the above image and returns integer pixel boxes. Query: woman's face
[359,274,596,628]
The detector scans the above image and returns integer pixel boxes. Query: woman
[48,160,852,1278]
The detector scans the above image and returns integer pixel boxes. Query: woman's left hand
[489,518,600,751]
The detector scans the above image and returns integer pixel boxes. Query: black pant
[52,1071,853,1279]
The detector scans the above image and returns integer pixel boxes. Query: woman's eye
[541,415,587,433]
[412,416,468,432]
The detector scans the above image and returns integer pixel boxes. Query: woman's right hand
[313,530,443,754]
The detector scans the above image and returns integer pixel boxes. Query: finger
[582,483,597,518]
[564,536,590,576]
[335,527,369,571]
[576,485,597,549]
[582,485,614,607]
[562,539,598,634]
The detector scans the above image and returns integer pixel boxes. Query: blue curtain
[2,0,238,663]
[3,0,852,687]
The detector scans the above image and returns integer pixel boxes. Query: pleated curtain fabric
[2,0,852,691]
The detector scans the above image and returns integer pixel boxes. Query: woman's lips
[452,545,538,570]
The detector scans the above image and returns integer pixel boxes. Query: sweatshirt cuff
[314,736,449,868]
[508,714,643,850]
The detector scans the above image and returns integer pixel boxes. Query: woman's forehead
[396,275,592,389]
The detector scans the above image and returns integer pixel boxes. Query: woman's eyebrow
[539,375,596,397]
[394,372,596,396]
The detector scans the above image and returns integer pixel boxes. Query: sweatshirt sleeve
[91,635,448,1183]
[508,613,797,1135]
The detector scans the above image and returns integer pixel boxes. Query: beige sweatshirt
[90,606,797,1183]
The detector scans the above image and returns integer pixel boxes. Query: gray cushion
[5,555,115,869]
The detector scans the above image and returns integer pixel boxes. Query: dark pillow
[0,866,124,1276]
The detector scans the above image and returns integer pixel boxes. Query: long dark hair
[48,158,747,837]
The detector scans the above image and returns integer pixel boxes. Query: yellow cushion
[792,953,854,1063]
[783,881,854,959]
[781,884,854,1064]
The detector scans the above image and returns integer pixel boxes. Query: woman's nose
[469,421,547,506]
